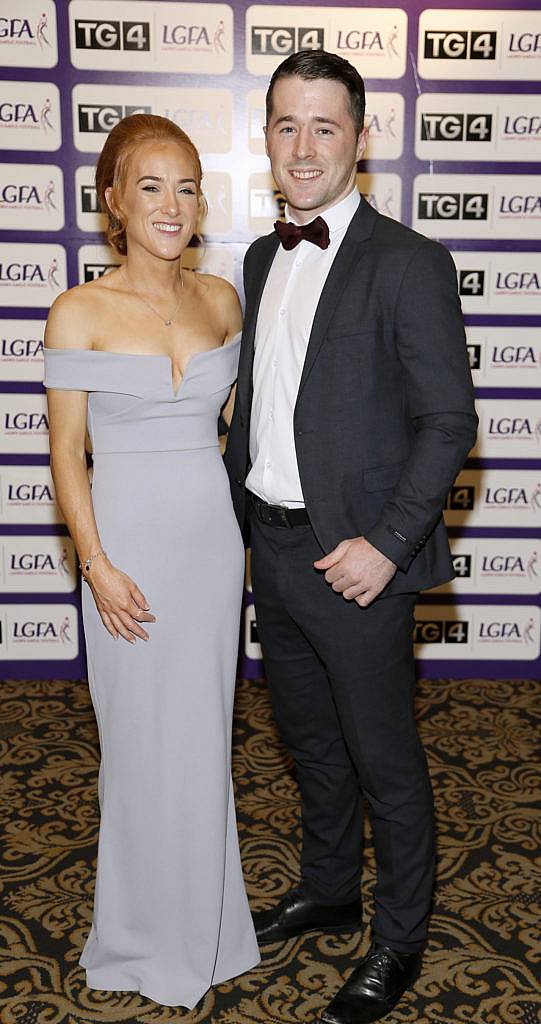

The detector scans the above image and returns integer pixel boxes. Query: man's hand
[314,537,397,607]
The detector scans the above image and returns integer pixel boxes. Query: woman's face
[107,139,201,261]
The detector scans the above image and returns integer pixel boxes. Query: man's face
[265,75,367,224]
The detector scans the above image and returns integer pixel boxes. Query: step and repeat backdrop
[0,0,540,680]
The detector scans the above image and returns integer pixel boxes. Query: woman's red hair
[95,114,203,255]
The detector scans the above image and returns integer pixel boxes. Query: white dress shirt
[246,187,360,507]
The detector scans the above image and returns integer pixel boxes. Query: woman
[43,115,260,1008]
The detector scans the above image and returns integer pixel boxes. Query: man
[225,50,477,1024]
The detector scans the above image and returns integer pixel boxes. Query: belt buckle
[258,500,274,526]
[278,505,291,528]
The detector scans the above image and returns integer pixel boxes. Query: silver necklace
[122,268,184,327]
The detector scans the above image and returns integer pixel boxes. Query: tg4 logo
[74,19,150,51]
[418,192,488,220]
[424,30,497,60]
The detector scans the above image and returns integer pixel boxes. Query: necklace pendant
[164,320,172,327]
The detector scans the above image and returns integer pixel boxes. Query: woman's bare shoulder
[193,271,239,302]
[45,273,121,350]
[190,271,242,338]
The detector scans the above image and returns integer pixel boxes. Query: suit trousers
[249,509,435,952]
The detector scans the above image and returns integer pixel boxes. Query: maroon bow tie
[274,216,330,251]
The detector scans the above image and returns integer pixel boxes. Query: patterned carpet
[0,676,540,1024]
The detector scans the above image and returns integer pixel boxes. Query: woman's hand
[85,558,156,642]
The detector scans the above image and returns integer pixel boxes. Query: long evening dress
[43,335,260,1009]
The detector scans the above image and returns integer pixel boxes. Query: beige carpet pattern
[0,676,540,1024]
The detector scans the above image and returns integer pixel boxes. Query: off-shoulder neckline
[45,333,241,398]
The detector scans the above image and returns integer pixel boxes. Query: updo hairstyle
[95,113,204,255]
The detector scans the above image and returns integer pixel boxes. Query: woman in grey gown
[43,114,260,1009]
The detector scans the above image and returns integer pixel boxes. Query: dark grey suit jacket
[224,197,478,596]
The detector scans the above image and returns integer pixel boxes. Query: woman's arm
[45,291,156,643]
[218,278,243,429]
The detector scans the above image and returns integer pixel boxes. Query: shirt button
[279,308,286,317]
[269,409,274,420]
[272,358,277,367]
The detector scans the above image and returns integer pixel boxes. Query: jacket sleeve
[364,239,478,571]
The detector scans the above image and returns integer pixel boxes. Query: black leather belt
[250,493,311,528]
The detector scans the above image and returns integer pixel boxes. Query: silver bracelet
[79,548,106,574]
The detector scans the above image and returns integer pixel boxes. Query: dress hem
[84,952,261,1010]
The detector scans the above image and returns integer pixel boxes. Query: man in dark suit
[225,49,477,1024]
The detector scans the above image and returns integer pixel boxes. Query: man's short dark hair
[265,49,366,135]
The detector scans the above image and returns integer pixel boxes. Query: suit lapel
[297,198,377,399]
[237,233,279,409]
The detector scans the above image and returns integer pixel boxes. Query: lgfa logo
[162,19,227,53]
[12,615,73,643]
[0,14,51,48]
[3,410,48,434]
[507,31,541,55]
[487,415,541,441]
[0,180,57,212]
[74,19,150,51]
[503,115,541,138]
[9,547,71,576]
[495,270,541,292]
[499,193,541,216]
[478,617,537,643]
[0,257,62,289]
[0,96,55,132]
[366,107,399,141]
[423,29,497,60]
[251,25,324,55]
[337,25,401,58]
[480,551,538,578]
[161,101,230,145]
[0,335,43,360]
[7,481,54,503]
[490,343,539,368]
[361,187,396,217]
[485,481,541,510]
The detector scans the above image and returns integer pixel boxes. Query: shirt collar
[285,187,360,235]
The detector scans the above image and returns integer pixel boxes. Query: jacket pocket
[363,459,406,492]
[326,325,379,341]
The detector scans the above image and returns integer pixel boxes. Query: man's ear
[356,127,369,163]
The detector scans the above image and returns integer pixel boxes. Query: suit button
[235,478,242,486]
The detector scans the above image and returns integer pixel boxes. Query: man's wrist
[364,523,412,572]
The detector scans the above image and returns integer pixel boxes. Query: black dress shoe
[253,884,362,944]
[319,943,423,1024]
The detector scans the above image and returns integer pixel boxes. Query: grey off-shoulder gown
[43,336,260,1009]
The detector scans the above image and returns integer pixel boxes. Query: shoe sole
[257,921,362,945]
